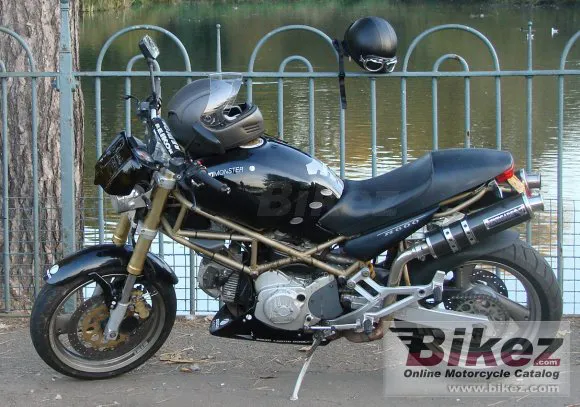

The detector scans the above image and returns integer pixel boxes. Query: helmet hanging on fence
[343,16,398,73]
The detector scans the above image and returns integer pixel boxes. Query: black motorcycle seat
[318,148,513,236]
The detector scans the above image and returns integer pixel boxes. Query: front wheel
[30,267,176,379]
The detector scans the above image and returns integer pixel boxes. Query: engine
[253,270,343,331]
[198,243,254,309]
[199,251,344,331]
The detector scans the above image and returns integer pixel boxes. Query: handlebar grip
[191,169,231,194]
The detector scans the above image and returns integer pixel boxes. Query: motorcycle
[30,33,562,400]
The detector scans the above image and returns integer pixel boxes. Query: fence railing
[1,0,579,314]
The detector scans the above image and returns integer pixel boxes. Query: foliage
[81,0,578,13]
[82,0,179,12]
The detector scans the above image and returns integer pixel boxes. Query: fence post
[525,21,534,244]
[216,24,222,73]
[59,0,76,257]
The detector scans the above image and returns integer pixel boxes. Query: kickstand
[290,334,323,401]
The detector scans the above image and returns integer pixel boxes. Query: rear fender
[407,230,519,285]
[44,244,178,286]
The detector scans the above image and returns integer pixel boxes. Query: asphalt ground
[1,316,578,407]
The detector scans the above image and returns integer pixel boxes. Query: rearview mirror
[139,35,160,60]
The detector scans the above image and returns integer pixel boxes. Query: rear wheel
[441,239,562,323]
[406,239,562,369]
[30,267,176,379]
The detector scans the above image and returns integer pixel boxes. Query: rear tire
[471,238,562,321]
[30,267,176,379]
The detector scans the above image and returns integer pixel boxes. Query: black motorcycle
[30,24,562,400]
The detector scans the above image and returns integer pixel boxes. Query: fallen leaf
[159,353,195,364]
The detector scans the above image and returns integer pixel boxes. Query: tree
[0,0,84,311]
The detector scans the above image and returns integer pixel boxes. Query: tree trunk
[0,1,84,311]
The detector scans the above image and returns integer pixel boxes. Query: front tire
[30,267,176,379]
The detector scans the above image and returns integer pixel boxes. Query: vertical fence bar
[525,21,533,243]
[189,251,196,315]
[495,76,502,149]
[158,235,164,260]
[464,75,471,148]
[31,76,40,297]
[216,24,222,73]
[431,76,439,151]
[557,74,564,290]
[32,75,39,295]
[1,61,9,311]
[339,106,345,177]
[370,78,377,177]
[95,76,104,243]
[308,76,315,157]
[278,78,284,140]
[401,78,408,164]
[556,31,580,291]
[32,73,39,296]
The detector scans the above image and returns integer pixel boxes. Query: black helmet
[343,16,398,73]
[167,74,264,158]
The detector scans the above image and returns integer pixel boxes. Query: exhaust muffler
[425,193,542,258]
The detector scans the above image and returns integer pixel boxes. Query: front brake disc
[67,295,153,360]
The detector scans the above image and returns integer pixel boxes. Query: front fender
[45,244,178,286]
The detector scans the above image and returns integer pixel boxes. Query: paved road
[1,317,578,407]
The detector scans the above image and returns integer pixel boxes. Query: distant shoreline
[81,0,578,13]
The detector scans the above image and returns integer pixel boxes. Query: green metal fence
[1,0,579,314]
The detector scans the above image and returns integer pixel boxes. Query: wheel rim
[451,260,542,324]
[429,259,546,353]
[48,273,166,374]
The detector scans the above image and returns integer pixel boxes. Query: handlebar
[185,163,231,194]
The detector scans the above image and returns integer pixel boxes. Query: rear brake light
[495,164,515,183]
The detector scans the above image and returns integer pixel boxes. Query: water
[78,2,580,313]
[79,1,580,195]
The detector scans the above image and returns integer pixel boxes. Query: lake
[79,1,580,196]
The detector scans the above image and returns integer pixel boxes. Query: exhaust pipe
[425,193,542,258]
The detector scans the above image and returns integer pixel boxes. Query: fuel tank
[194,137,344,241]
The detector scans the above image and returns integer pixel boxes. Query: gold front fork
[110,169,176,276]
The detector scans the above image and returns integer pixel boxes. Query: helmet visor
[201,73,243,128]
